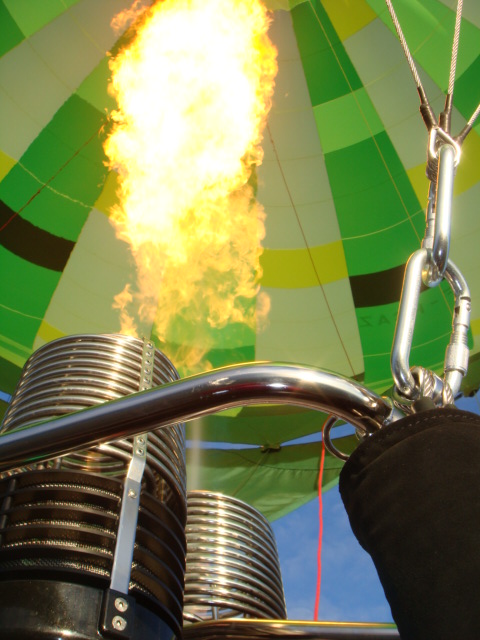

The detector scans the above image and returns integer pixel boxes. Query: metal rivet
[112,616,127,631]
[136,448,144,455]
[128,489,137,499]
[115,597,129,612]
[137,437,145,445]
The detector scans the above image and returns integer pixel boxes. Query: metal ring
[322,416,350,462]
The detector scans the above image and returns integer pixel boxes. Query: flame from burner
[104,0,277,373]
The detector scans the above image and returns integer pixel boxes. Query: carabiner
[391,248,428,400]
[443,260,471,398]
[423,143,457,286]
[391,253,470,402]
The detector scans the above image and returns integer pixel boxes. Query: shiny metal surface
[184,491,286,622]
[443,260,471,397]
[1,334,186,516]
[391,253,471,402]
[392,124,470,404]
[429,144,456,284]
[322,417,350,462]
[422,182,436,254]
[426,126,461,182]
[182,619,400,639]
[110,339,154,595]
[391,248,428,400]
[0,362,399,472]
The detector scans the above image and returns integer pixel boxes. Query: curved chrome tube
[0,362,399,472]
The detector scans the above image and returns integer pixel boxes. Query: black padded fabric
[339,408,480,640]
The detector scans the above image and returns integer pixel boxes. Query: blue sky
[272,483,393,622]
[271,393,480,623]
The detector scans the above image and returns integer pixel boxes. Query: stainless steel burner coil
[1,334,186,521]
[183,491,287,622]
[0,468,186,637]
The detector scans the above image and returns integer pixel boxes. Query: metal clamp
[100,590,136,638]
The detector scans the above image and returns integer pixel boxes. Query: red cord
[313,422,327,620]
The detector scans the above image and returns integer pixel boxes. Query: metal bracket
[109,339,155,595]
[100,589,136,639]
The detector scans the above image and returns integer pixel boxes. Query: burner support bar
[0,362,400,472]
[182,618,399,639]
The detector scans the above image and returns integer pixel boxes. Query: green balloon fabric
[186,435,355,521]
[0,1,479,519]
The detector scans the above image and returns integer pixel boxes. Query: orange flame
[110,0,150,34]
[105,0,277,373]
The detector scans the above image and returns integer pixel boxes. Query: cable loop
[426,127,461,182]
[411,367,446,406]
[414,367,435,399]
[391,367,455,412]
[442,380,454,406]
